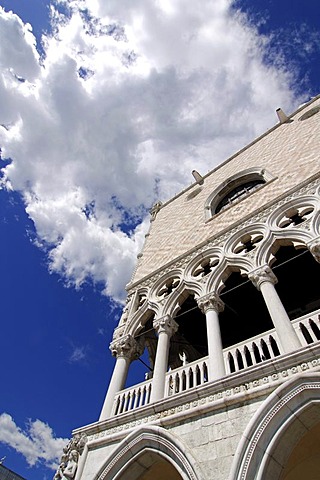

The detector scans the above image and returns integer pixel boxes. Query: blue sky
[0,1,319,479]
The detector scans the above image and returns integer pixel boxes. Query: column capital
[308,237,320,263]
[153,315,178,337]
[197,293,224,314]
[248,265,278,291]
[109,334,143,360]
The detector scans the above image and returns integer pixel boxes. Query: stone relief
[53,433,87,480]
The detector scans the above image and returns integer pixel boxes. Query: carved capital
[248,265,278,291]
[197,293,224,314]
[308,237,320,263]
[153,315,178,337]
[109,334,143,360]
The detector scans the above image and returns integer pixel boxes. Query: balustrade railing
[223,330,281,374]
[111,309,320,416]
[292,310,320,345]
[165,358,209,397]
[112,379,152,416]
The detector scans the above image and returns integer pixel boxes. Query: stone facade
[130,97,320,284]
[57,95,320,480]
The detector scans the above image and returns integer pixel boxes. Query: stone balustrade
[111,309,320,417]
[166,358,209,396]
[112,379,152,415]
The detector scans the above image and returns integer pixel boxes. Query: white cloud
[0,1,309,303]
[0,413,68,470]
[69,345,87,363]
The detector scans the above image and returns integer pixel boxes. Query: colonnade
[100,252,319,420]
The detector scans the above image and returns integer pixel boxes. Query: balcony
[111,309,320,417]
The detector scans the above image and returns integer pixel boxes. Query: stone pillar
[197,293,226,381]
[150,315,178,402]
[249,265,301,353]
[99,334,142,421]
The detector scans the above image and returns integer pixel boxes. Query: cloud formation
[0,0,309,302]
[0,413,68,469]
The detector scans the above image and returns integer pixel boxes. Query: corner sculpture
[54,433,87,480]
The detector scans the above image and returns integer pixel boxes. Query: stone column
[99,334,142,420]
[197,293,226,381]
[150,315,178,402]
[249,265,301,353]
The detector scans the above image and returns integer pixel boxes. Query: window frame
[204,167,274,221]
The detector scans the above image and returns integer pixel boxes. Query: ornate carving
[109,334,144,360]
[157,277,180,299]
[308,237,320,263]
[248,265,277,290]
[197,293,224,314]
[277,206,314,228]
[233,233,264,255]
[153,315,178,337]
[192,257,219,278]
[53,433,87,480]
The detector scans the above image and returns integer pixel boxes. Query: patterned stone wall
[131,96,320,285]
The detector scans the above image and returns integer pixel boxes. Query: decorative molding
[235,375,320,480]
[79,352,320,444]
[96,425,202,480]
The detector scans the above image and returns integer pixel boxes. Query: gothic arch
[229,373,320,480]
[95,425,204,480]
[126,302,157,337]
[207,258,251,296]
[164,282,202,318]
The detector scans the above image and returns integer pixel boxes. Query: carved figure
[55,450,79,480]
[53,433,87,480]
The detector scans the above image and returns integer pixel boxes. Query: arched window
[205,168,274,220]
[215,178,265,213]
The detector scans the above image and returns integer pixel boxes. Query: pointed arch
[126,302,157,338]
[95,425,204,480]
[230,373,320,480]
